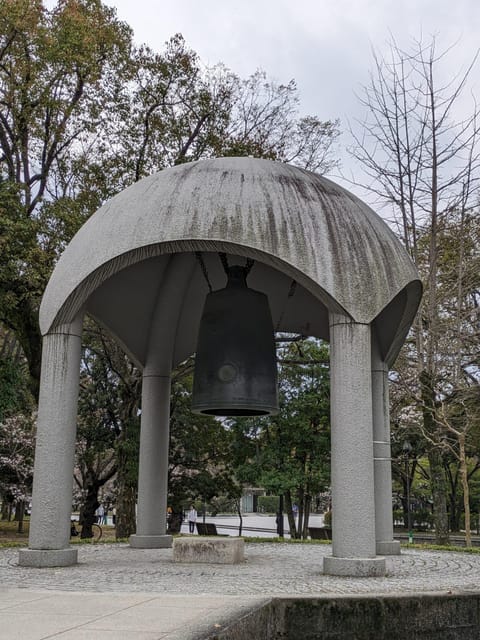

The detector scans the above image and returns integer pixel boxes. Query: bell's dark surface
[192,266,278,416]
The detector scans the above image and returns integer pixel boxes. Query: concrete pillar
[372,332,401,555]
[130,253,194,549]
[129,372,172,548]
[19,316,83,567]
[323,313,386,577]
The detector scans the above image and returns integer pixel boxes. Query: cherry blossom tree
[0,413,35,531]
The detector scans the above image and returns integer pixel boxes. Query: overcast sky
[113,2,478,112]
[45,1,480,196]
[109,2,480,176]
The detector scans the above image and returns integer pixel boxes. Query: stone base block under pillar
[18,548,78,567]
[323,555,386,577]
[376,539,401,555]
[129,534,172,549]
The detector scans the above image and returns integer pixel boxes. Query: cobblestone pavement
[2,542,480,595]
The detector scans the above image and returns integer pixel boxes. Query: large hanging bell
[192,266,278,416]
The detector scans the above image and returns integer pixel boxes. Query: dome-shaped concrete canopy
[40,157,421,366]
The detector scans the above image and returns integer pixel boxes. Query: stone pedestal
[323,556,386,577]
[173,536,244,564]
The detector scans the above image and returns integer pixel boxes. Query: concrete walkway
[2,541,480,639]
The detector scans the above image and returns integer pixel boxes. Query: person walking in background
[95,503,104,524]
[187,505,197,533]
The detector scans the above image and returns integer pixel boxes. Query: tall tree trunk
[297,487,305,538]
[284,489,298,538]
[1,499,9,520]
[423,62,451,545]
[236,498,243,537]
[80,486,100,539]
[428,447,450,544]
[115,484,136,539]
[459,434,471,547]
[302,494,311,539]
[15,500,25,534]
[421,370,450,544]
[401,477,409,528]
[445,464,459,531]
[114,400,140,539]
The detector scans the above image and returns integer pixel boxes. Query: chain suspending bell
[191,264,279,416]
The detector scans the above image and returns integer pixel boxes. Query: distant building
[241,488,266,513]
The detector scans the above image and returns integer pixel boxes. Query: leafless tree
[350,35,480,543]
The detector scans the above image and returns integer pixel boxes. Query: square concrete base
[323,555,386,577]
[129,534,172,549]
[173,536,244,564]
[376,539,401,555]
[18,547,78,567]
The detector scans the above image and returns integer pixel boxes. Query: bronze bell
[192,266,278,416]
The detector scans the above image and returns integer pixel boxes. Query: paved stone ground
[2,542,480,595]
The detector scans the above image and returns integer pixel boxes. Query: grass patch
[0,519,29,547]
[401,541,480,554]
[243,536,480,553]
[69,525,121,544]
[0,520,125,547]
[243,536,331,545]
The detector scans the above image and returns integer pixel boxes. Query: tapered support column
[323,313,386,577]
[19,316,83,567]
[130,372,172,548]
[372,333,401,555]
[130,254,194,549]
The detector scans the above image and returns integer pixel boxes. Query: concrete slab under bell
[173,536,245,564]
[377,540,401,555]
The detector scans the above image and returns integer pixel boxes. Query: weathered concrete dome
[41,157,421,366]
